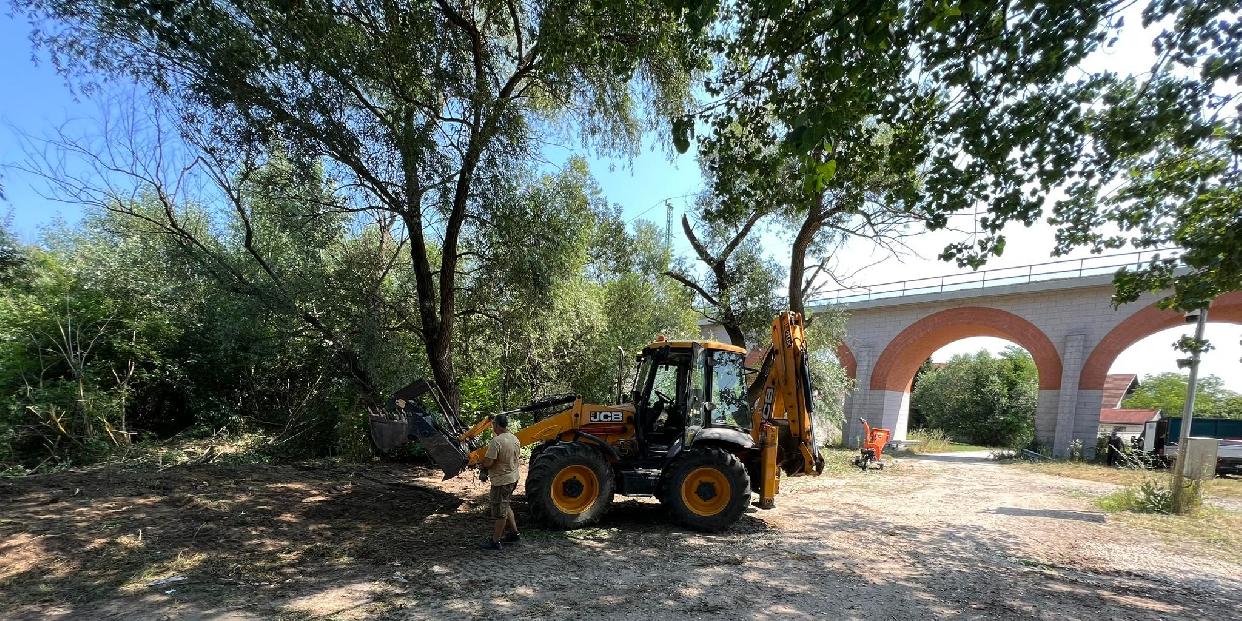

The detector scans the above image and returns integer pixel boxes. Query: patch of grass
[1091,477,1242,563]
[820,447,864,474]
[814,447,914,478]
[939,442,993,453]
[898,429,993,454]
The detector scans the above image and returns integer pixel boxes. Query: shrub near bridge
[910,347,1037,449]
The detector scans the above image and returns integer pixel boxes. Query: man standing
[1107,430,1124,467]
[479,414,521,550]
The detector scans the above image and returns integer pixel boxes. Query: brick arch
[1079,291,1242,392]
[870,306,1063,391]
[836,342,857,380]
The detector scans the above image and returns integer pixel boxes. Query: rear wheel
[662,447,751,532]
[526,442,615,529]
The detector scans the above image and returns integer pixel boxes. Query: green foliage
[1045,1,1241,313]
[910,347,1038,449]
[0,220,25,285]
[686,0,1121,314]
[14,0,706,412]
[1,154,702,466]
[804,309,851,444]
[1097,478,1190,515]
[1122,372,1242,420]
[2,117,705,469]
[452,161,700,424]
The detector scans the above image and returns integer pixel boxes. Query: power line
[625,191,697,225]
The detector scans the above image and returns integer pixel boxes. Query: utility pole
[664,200,673,267]
[1170,306,1209,513]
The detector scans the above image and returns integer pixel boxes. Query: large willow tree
[14,0,706,408]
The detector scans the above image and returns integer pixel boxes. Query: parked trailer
[1143,417,1242,476]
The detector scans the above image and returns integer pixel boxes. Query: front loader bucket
[369,414,411,454]
[371,380,471,480]
[406,408,470,480]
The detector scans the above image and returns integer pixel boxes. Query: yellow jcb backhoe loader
[369,311,824,532]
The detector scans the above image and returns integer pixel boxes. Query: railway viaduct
[702,251,1242,457]
[818,254,1242,456]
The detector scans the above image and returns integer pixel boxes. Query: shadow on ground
[987,507,1108,523]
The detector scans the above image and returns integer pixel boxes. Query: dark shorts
[489,482,516,519]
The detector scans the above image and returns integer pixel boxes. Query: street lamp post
[1170,306,1209,514]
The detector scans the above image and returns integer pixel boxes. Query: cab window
[707,350,751,429]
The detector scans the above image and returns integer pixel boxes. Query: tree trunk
[721,319,747,349]
[788,208,823,318]
[398,110,487,413]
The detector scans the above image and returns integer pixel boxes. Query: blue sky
[0,13,706,243]
[2,11,1239,389]
[1,15,90,238]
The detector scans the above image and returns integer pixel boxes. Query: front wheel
[526,442,614,529]
[662,447,751,532]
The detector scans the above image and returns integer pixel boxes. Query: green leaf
[816,159,837,185]
[672,117,692,154]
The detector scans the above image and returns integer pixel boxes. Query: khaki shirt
[485,431,521,487]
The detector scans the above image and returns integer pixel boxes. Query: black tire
[528,440,554,465]
[661,447,752,532]
[526,442,615,529]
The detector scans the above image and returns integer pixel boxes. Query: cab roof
[644,337,746,354]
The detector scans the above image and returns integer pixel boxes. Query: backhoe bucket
[371,380,471,480]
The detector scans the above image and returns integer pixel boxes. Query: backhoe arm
[749,311,824,507]
[464,394,585,466]
[465,404,580,466]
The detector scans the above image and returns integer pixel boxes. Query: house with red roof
[1098,374,1160,437]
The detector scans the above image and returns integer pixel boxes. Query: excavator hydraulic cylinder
[759,422,778,509]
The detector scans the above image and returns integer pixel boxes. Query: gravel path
[2,453,1239,620]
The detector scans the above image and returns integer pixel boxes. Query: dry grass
[1107,506,1242,564]
[1018,462,1242,563]
[896,429,993,454]
[1012,461,1242,501]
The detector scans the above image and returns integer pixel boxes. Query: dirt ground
[2,451,1240,621]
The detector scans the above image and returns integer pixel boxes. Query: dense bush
[0,160,706,468]
[910,347,1037,449]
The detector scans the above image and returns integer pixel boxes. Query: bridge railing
[809,248,1181,306]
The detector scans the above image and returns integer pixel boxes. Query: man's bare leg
[505,507,518,536]
[492,517,506,543]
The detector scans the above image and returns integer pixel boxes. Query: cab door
[683,343,706,447]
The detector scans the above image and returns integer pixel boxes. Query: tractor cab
[630,337,752,463]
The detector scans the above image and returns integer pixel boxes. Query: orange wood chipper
[853,418,891,470]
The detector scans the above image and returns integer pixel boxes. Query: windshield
[631,356,653,403]
[707,350,751,429]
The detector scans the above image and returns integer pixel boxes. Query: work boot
[502,531,521,544]
[478,539,501,550]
